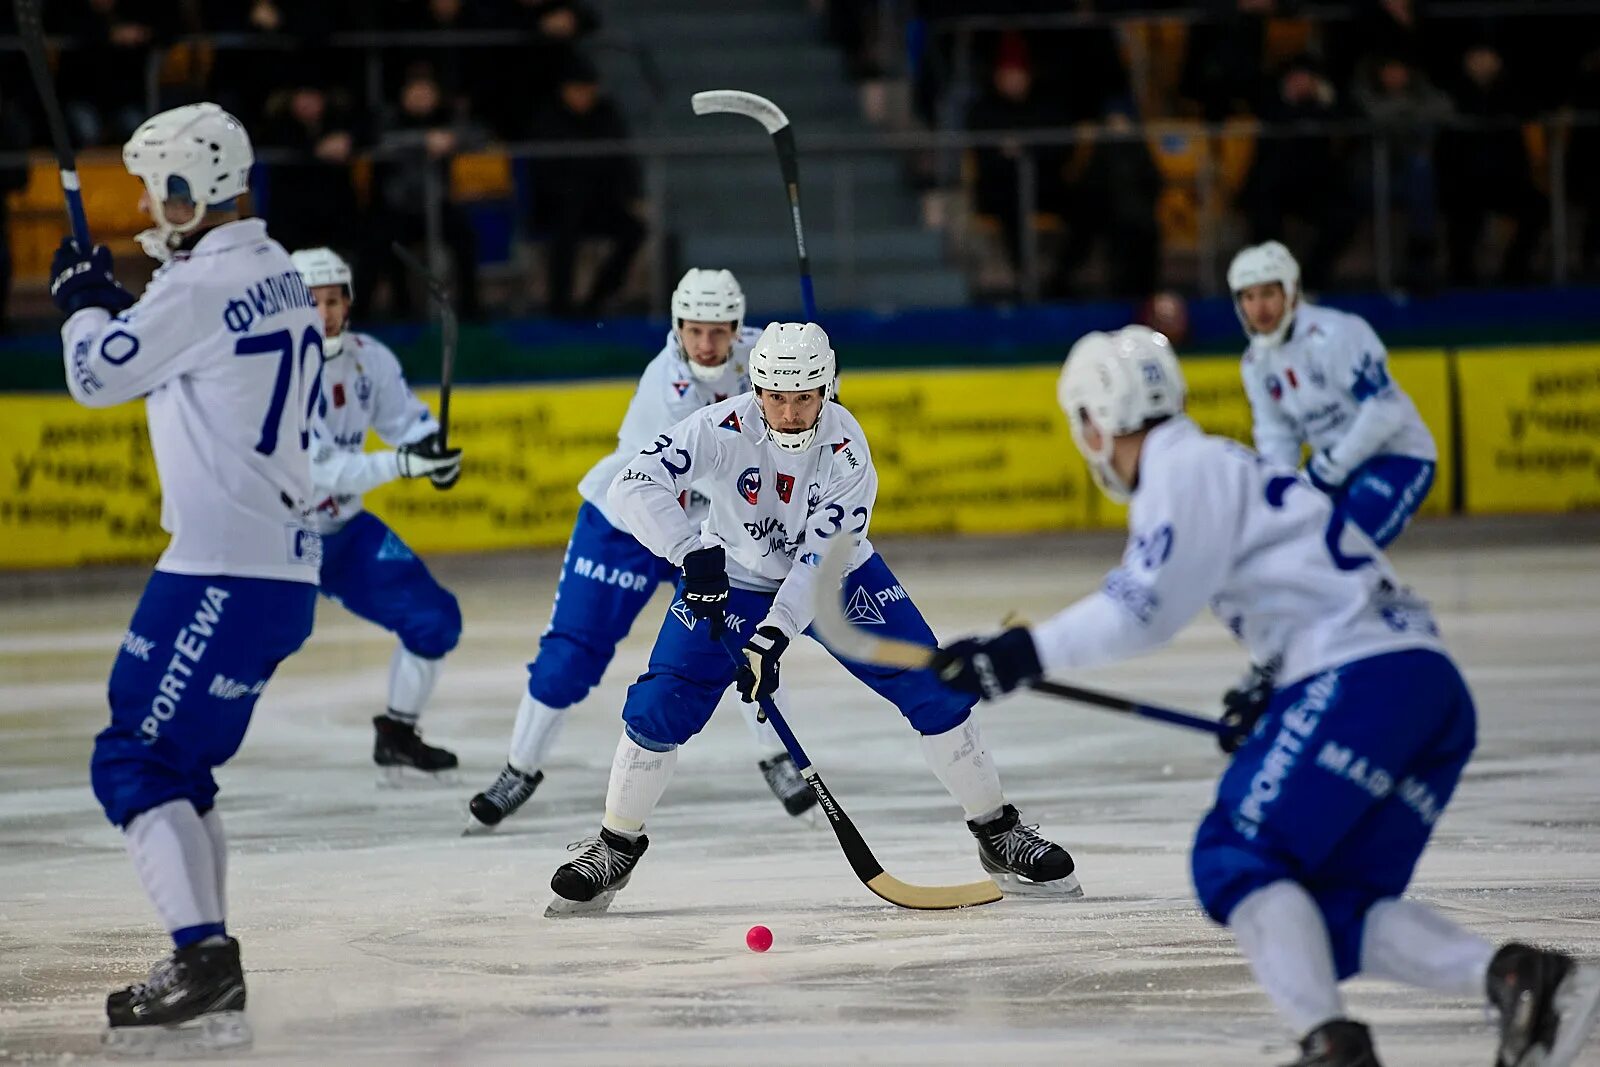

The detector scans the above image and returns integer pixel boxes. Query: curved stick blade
[691,90,790,134]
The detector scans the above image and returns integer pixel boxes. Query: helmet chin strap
[686,357,730,383]
[135,197,210,263]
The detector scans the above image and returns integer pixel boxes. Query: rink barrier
[1,344,1596,568]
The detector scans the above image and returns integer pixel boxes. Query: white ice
[3,527,1599,1065]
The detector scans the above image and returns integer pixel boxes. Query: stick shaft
[389,241,455,446]
[771,126,815,319]
[15,0,91,248]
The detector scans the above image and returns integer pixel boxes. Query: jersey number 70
[233,326,324,456]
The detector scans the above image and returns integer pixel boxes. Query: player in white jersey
[1229,241,1436,551]
[53,103,322,1053]
[291,248,464,780]
[465,270,817,831]
[545,321,1078,914]
[929,327,1600,1067]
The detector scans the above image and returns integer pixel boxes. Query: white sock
[1360,897,1494,997]
[1229,880,1346,1034]
[124,799,223,937]
[736,696,785,760]
[200,807,227,921]
[507,691,567,776]
[601,733,678,837]
[387,646,443,722]
[920,718,1005,822]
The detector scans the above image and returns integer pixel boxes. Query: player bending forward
[547,321,1078,915]
[293,247,463,782]
[467,270,815,830]
[931,326,1600,1067]
[1230,241,1435,551]
[55,104,321,1052]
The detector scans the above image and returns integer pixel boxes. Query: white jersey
[577,327,758,532]
[61,218,322,583]
[1241,304,1436,473]
[1031,417,1444,688]
[305,331,438,535]
[608,393,877,639]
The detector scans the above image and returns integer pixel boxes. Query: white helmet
[672,268,746,383]
[123,102,254,262]
[749,321,836,453]
[291,247,354,356]
[1057,325,1185,502]
[1226,240,1300,348]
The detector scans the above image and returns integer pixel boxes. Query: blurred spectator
[1570,47,1600,280]
[485,0,602,141]
[393,0,496,126]
[825,0,884,80]
[1438,43,1546,285]
[0,91,31,332]
[54,0,172,146]
[203,1,339,127]
[258,81,365,259]
[1327,0,1433,90]
[1353,51,1453,290]
[528,53,646,318]
[1241,55,1361,289]
[1057,102,1162,298]
[1139,290,1192,349]
[1179,0,1278,121]
[370,63,486,319]
[965,33,1070,289]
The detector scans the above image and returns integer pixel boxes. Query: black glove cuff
[682,545,726,580]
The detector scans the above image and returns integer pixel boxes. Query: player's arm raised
[1307,317,1407,490]
[58,263,196,409]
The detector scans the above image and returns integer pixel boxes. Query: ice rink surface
[3,524,1599,1066]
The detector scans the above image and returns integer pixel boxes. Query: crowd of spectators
[951,1,1600,297]
[0,0,644,321]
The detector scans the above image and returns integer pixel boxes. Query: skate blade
[461,814,501,837]
[1544,963,1600,1067]
[987,870,1086,899]
[544,889,619,918]
[376,764,462,789]
[103,1010,252,1058]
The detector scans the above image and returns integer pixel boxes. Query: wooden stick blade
[811,539,934,669]
[865,872,1003,910]
[690,90,790,134]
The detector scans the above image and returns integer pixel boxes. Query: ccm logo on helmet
[738,467,761,505]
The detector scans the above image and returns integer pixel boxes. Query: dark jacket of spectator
[53,0,175,145]
[257,85,365,254]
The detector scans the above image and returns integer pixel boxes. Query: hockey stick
[691,90,816,320]
[390,242,457,460]
[14,0,91,249]
[809,540,1229,738]
[718,635,1001,910]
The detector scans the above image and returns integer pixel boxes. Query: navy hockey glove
[1218,661,1278,755]
[681,545,729,638]
[929,627,1042,700]
[737,625,789,705]
[50,238,135,317]
[398,432,462,488]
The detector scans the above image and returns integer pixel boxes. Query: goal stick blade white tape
[691,90,790,135]
[811,539,935,670]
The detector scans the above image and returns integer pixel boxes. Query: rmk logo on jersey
[844,586,885,625]
[671,599,746,634]
[719,411,742,433]
[738,467,762,505]
[673,380,692,398]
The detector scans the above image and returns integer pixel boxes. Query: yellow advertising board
[0,345,1584,570]
[1455,346,1600,513]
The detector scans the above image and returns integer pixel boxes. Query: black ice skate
[1487,942,1600,1067]
[103,938,252,1056]
[759,753,819,819]
[1284,1019,1382,1067]
[373,713,459,786]
[464,765,545,834]
[967,804,1082,897]
[545,828,650,917]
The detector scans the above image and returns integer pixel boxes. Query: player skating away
[53,103,323,1053]
[467,270,817,831]
[1230,241,1436,551]
[930,326,1600,1067]
[292,247,463,782]
[546,321,1079,915]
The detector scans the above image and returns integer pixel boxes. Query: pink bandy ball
[745,925,773,952]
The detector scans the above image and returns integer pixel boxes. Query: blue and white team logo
[353,373,374,409]
[738,466,761,505]
[1266,374,1283,401]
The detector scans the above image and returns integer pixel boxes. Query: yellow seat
[450,151,513,201]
